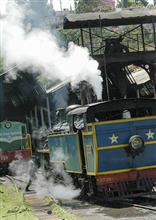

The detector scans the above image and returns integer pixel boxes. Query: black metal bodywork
[68,98,156,124]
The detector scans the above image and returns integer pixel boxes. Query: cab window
[73,114,84,130]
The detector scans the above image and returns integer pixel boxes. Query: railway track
[0,175,81,220]
[93,193,156,212]
[118,198,156,212]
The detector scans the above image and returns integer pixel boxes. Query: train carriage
[48,98,156,199]
[0,121,32,171]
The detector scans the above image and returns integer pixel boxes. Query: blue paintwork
[48,118,156,175]
[98,144,156,172]
[96,118,156,173]
[48,133,82,173]
[96,119,156,147]
[98,148,132,172]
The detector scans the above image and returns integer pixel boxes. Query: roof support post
[80,28,84,47]
[0,80,4,121]
[99,15,110,101]
[46,96,52,129]
[89,24,93,56]
[30,110,34,129]
[40,106,45,128]
[141,23,145,51]
[34,105,39,129]
[152,20,156,50]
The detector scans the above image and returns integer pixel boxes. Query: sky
[52,0,75,11]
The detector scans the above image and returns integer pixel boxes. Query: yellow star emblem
[109,133,118,144]
[145,129,155,140]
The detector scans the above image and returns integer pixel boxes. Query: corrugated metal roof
[64,8,156,29]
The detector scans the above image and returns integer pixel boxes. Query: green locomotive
[0,121,32,170]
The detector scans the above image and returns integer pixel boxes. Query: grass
[0,183,38,220]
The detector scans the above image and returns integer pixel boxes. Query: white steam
[0,0,8,16]
[9,159,80,200]
[0,1,102,99]
[34,167,80,200]
[9,159,35,188]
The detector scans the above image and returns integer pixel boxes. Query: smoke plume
[0,0,102,99]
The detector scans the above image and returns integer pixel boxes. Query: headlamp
[128,135,144,156]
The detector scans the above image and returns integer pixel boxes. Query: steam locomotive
[47,98,156,199]
[0,121,32,172]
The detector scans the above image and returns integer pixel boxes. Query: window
[73,114,84,130]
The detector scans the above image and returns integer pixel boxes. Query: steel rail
[5,175,19,193]
[118,198,156,212]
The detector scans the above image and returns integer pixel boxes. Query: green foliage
[116,0,148,8]
[58,28,80,47]
[75,0,114,13]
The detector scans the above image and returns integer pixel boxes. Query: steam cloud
[0,0,102,99]
[34,166,80,200]
[9,159,80,200]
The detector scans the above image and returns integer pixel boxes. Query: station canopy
[64,8,156,29]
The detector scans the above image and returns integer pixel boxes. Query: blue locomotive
[48,98,156,199]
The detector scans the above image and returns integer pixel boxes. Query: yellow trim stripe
[88,116,156,126]
[37,149,49,154]
[97,140,156,151]
[98,144,128,150]
[146,141,156,145]
[137,165,156,170]
[83,132,93,136]
[86,172,96,176]
[97,165,156,175]
[98,168,132,175]
[82,125,98,175]
[93,124,98,175]
[66,170,82,174]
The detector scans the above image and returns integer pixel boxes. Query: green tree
[116,0,148,8]
[75,0,115,13]
[58,28,80,48]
